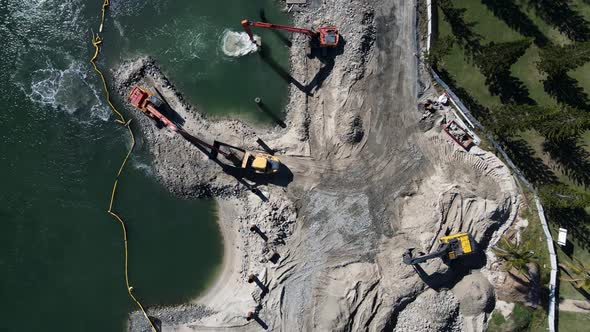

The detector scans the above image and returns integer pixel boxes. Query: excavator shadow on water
[244,15,345,96]
[259,9,292,47]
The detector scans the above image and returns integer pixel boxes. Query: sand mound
[452,272,495,316]
[338,112,364,144]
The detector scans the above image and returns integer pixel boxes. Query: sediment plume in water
[221,31,261,57]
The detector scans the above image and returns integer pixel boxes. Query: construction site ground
[115,0,523,331]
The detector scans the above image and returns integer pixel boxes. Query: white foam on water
[6,0,110,123]
[131,158,155,176]
[221,30,261,57]
[26,62,110,122]
[186,31,206,60]
[114,19,126,38]
[146,18,212,63]
[109,0,149,17]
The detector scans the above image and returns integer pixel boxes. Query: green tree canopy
[536,106,590,141]
[537,42,590,77]
[437,0,482,55]
[490,104,590,140]
[493,237,536,279]
[475,40,532,78]
[473,40,534,104]
[539,184,590,209]
[489,104,542,135]
[425,36,455,69]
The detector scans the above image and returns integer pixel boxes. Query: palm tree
[493,237,536,279]
[560,257,590,293]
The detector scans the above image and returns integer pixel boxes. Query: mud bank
[116,0,521,331]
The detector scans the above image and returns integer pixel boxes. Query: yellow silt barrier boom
[89,1,157,331]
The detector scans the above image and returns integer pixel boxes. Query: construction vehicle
[402,233,476,265]
[128,86,282,175]
[443,120,474,150]
[186,136,281,175]
[212,141,281,175]
[241,151,281,174]
[129,86,178,132]
[241,19,339,48]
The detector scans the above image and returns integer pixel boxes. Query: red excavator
[129,86,178,132]
[241,19,339,48]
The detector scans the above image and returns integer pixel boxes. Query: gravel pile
[128,304,214,332]
[393,289,463,332]
[452,272,495,316]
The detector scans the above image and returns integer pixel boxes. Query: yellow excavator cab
[252,157,268,172]
[439,233,474,259]
[241,152,281,174]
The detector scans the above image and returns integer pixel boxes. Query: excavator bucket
[402,248,417,265]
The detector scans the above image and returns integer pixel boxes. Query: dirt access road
[121,0,519,331]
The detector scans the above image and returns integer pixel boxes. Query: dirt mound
[452,272,495,316]
[338,112,364,143]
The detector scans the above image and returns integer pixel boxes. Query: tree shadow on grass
[486,73,536,105]
[543,73,590,111]
[481,0,549,47]
[437,68,492,122]
[498,137,558,186]
[542,138,590,188]
[437,0,483,56]
[525,0,590,42]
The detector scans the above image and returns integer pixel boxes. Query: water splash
[221,30,261,57]
[6,0,109,123]
[27,62,109,121]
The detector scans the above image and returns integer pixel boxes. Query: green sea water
[0,1,290,331]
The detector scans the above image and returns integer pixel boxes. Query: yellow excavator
[403,233,476,265]
[209,140,281,175]
[241,151,281,174]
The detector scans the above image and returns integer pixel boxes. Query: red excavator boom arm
[129,86,178,132]
[241,19,339,48]
[241,19,316,42]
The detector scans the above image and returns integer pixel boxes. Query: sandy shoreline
[179,197,263,330]
[193,199,241,307]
